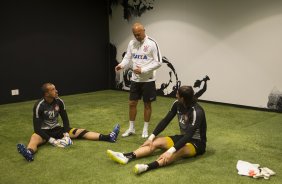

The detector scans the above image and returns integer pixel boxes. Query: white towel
[236,160,260,176]
[236,160,275,179]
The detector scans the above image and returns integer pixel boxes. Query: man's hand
[115,65,122,72]
[63,133,73,146]
[157,151,173,166]
[140,139,154,151]
[48,137,65,148]
[133,66,142,74]
[63,132,70,138]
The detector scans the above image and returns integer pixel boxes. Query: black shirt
[33,97,70,140]
[152,100,207,151]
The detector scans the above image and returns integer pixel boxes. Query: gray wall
[109,0,282,108]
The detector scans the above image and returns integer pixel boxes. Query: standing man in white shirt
[115,22,162,138]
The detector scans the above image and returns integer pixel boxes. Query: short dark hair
[41,83,53,96]
[178,86,195,106]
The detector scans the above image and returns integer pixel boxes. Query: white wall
[109,0,282,108]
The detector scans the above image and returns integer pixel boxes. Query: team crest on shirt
[143,45,149,52]
[54,105,59,111]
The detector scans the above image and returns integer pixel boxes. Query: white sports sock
[129,121,135,130]
[143,122,149,132]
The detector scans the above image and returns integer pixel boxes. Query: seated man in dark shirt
[107,85,207,174]
[17,83,120,162]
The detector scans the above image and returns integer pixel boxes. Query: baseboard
[197,99,281,113]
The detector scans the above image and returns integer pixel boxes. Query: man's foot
[17,144,34,162]
[109,124,120,142]
[142,129,148,138]
[122,128,135,137]
[106,149,129,164]
[133,164,149,174]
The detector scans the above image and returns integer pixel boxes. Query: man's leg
[129,100,138,121]
[142,81,156,138]
[107,137,168,164]
[142,102,152,138]
[27,133,45,152]
[70,124,120,143]
[70,128,99,140]
[157,143,196,166]
[134,143,197,174]
[122,100,138,137]
[17,133,45,161]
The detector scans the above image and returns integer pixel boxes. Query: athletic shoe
[133,164,149,174]
[106,149,129,164]
[142,129,148,138]
[122,128,135,137]
[109,124,120,142]
[17,144,34,162]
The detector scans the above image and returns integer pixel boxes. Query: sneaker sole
[121,132,135,137]
[106,150,127,165]
[113,124,120,135]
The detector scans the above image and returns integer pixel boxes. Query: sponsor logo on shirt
[133,54,148,60]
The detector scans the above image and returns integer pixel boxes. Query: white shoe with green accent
[107,150,129,164]
[133,164,149,174]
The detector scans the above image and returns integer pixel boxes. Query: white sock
[143,122,149,132]
[129,121,135,130]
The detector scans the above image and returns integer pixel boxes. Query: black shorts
[41,126,71,139]
[169,135,206,155]
[130,81,156,102]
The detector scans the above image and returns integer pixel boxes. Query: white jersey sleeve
[141,37,162,74]
[119,40,134,68]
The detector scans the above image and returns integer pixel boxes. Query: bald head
[132,22,146,42]
[132,23,144,31]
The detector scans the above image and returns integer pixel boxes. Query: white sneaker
[122,128,135,137]
[106,150,129,164]
[133,164,149,174]
[141,129,148,138]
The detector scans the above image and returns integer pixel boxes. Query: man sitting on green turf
[17,83,120,162]
[107,85,207,174]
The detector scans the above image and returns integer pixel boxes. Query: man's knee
[71,129,89,139]
[152,137,167,149]
[30,133,45,144]
[129,100,138,107]
[144,102,151,110]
